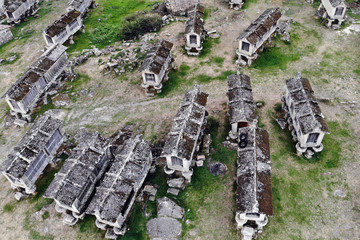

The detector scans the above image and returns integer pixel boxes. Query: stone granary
[236,8,282,66]
[43,10,82,46]
[229,0,244,10]
[227,74,257,142]
[2,44,69,121]
[67,0,94,16]
[162,85,208,182]
[164,0,199,16]
[139,40,173,96]
[44,128,131,226]
[316,0,347,28]
[281,73,330,158]
[236,125,273,240]
[86,135,153,239]
[0,24,13,46]
[3,0,39,24]
[185,4,205,56]
[0,115,65,199]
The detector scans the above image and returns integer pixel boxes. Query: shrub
[120,13,162,40]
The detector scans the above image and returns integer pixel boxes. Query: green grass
[68,0,160,52]
[242,0,259,9]
[3,202,16,213]
[24,212,54,240]
[122,204,150,240]
[31,98,56,122]
[199,37,220,58]
[157,64,191,97]
[42,211,50,220]
[159,63,235,97]
[251,47,301,71]
[61,73,92,102]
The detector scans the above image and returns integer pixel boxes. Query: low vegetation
[120,13,162,40]
[3,202,16,213]
[68,0,160,52]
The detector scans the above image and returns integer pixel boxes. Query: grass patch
[122,204,150,240]
[24,211,54,240]
[157,64,191,97]
[42,211,50,220]
[31,98,56,122]
[251,47,301,71]
[243,0,259,9]
[3,202,16,213]
[199,37,220,58]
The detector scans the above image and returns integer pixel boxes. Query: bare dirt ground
[0,0,359,239]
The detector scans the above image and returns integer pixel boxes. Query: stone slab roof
[44,10,81,37]
[329,0,345,7]
[237,8,282,44]
[236,126,273,216]
[3,44,67,100]
[161,85,208,161]
[285,73,329,135]
[185,4,205,35]
[138,40,173,75]
[85,135,152,222]
[4,0,27,13]
[0,115,62,180]
[227,74,256,124]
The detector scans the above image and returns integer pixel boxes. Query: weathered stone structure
[229,0,244,10]
[185,4,205,56]
[86,135,153,239]
[43,10,82,46]
[44,128,131,226]
[3,0,39,24]
[316,0,346,28]
[0,115,65,199]
[139,40,173,96]
[236,125,273,240]
[281,73,330,158]
[227,74,257,142]
[67,0,94,16]
[164,0,199,16]
[161,85,208,182]
[236,8,282,66]
[0,24,13,46]
[2,44,69,121]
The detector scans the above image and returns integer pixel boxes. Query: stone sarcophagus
[2,44,69,121]
[43,10,82,46]
[236,8,282,66]
[161,85,208,182]
[86,135,153,239]
[281,73,330,158]
[0,115,65,199]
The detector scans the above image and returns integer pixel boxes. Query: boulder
[146,217,182,240]
[207,161,227,176]
[167,178,185,189]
